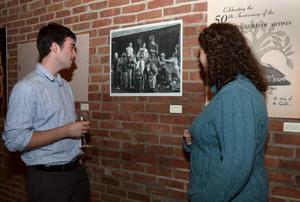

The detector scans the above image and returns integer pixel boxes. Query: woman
[183,23,269,202]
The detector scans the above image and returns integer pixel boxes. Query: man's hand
[65,121,90,138]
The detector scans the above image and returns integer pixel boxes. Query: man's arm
[26,121,89,150]
[3,82,89,152]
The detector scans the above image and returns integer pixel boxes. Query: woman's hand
[183,129,192,145]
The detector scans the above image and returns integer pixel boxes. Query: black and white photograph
[110,20,182,96]
[0,27,7,118]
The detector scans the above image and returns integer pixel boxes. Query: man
[126,42,134,58]
[112,52,120,88]
[2,23,90,202]
[149,38,158,59]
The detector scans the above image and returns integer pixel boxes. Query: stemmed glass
[77,111,92,148]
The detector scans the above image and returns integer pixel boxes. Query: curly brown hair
[198,23,268,95]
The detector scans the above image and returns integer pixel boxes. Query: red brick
[101,194,120,202]
[123,142,145,152]
[100,120,119,130]
[181,14,204,24]
[190,71,201,81]
[164,5,191,16]
[12,20,25,27]
[108,0,130,7]
[40,13,55,22]
[148,0,173,9]
[26,17,39,25]
[132,114,158,122]
[90,37,108,46]
[92,19,112,28]
[101,150,121,159]
[160,135,182,146]
[268,198,285,202]
[7,0,18,7]
[272,187,300,199]
[128,191,150,202]
[122,3,145,14]
[133,173,156,184]
[92,112,112,120]
[112,113,133,121]
[101,102,119,111]
[158,178,184,189]
[30,1,43,9]
[269,171,294,184]
[183,60,201,70]
[48,3,63,12]
[134,134,159,144]
[56,10,71,18]
[72,5,86,14]
[107,187,127,197]
[269,120,283,132]
[160,115,188,125]
[113,15,136,24]
[100,8,121,17]
[33,7,46,16]
[123,122,145,131]
[184,37,200,47]
[147,145,173,156]
[123,162,145,172]
[266,158,300,171]
[183,82,204,92]
[275,134,300,145]
[296,149,300,157]
[146,166,172,177]
[88,102,101,110]
[133,153,157,165]
[89,1,107,10]
[145,124,170,134]
[265,146,294,157]
[167,189,188,200]
[80,12,98,21]
[88,93,101,101]
[145,103,169,113]
[121,182,145,192]
[193,2,207,12]
[64,0,81,7]
[174,170,189,180]
[137,10,162,21]
[120,103,144,112]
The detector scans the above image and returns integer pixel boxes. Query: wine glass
[77,111,92,148]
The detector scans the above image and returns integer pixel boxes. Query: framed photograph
[0,27,7,118]
[110,20,183,96]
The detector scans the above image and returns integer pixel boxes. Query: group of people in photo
[111,38,181,93]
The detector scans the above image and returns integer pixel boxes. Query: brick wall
[0,0,299,202]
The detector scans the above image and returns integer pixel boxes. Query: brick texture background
[0,0,299,201]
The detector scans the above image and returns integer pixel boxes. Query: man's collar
[36,63,64,86]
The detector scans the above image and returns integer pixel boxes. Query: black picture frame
[110,20,183,96]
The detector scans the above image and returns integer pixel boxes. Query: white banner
[208,0,300,118]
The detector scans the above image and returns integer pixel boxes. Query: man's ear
[50,42,59,54]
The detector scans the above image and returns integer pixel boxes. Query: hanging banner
[208,0,300,118]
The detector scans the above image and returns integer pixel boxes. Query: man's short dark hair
[36,23,76,60]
